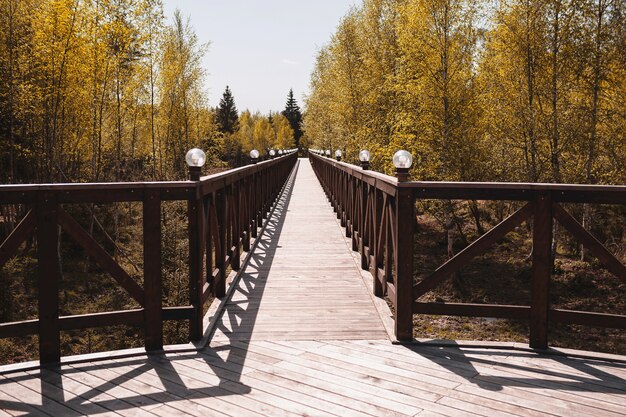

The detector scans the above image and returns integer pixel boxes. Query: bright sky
[163,1,357,115]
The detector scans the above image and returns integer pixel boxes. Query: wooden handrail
[0,152,298,364]
[309,152,626,348]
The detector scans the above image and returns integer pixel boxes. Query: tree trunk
[550,0,562,183]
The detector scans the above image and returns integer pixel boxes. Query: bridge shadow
[0,161,300,416]
[399,340,626,393]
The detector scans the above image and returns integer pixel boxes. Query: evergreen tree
[281,88,303,147]
[216,85,239,134]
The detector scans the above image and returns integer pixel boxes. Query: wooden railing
[310,152,626,348]
[0,152,297,363]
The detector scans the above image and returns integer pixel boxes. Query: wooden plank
[37,193,61,364]
[553,203,626,284]
[404,181,626,204]
[22,367,148,417]
[413,302,530,319]
[241,341,448,406]
[0,372,81,416]
[162,306,194,321]
[0,374,47,416]
[0,319,38,338]
[96,358,237,417]
[187,191,204,341]
[549,308,626,329]
[394,187,414,341]
[7,369,116,416]
[57,208,144,306]
[64,362,183,417]
[531,195,552,349]
[413,203,533,299]
[59,310,143,330]
[144,191,162,350]
[147,354,306,417]
[104,359,254,417]
[0,209,36,269]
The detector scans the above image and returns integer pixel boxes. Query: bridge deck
[209,158,390,342]
[0,159,624,416]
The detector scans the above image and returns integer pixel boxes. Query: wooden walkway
[0,158,625,416]
[209,158,390,342]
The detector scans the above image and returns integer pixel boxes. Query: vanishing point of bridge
[0,152,624,416]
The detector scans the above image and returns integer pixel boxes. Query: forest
[305,0,625,185]
[0,0,297,186]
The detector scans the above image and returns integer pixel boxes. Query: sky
[162,1,357,115]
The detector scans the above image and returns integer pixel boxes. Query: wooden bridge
[0,153,624,416]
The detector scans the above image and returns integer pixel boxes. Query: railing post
[530,192,552,349]
[144,190,163,350]
[394,186,415,341]
[37,193,61,363]
[187,189,204,341]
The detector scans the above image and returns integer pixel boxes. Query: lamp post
[393,150,413,182]
[250,149,260,164]
[325,149,330,157]
[359,150,370,170]
[185,148,206,181]
[269,149,276,159]
[334,150,342,161]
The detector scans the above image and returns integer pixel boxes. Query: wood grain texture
[1,339,624,416]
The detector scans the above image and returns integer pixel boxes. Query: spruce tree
[281,89,303,147]
[216,86,239,134]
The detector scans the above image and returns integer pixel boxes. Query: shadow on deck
[0,340,625,416]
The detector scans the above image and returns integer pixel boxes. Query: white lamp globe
[250,149,260,159]
[392,150,413,169]
[185,148,206,167]
[335,150,343,158]
[358,150,370,162]
[269,149,276,157]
